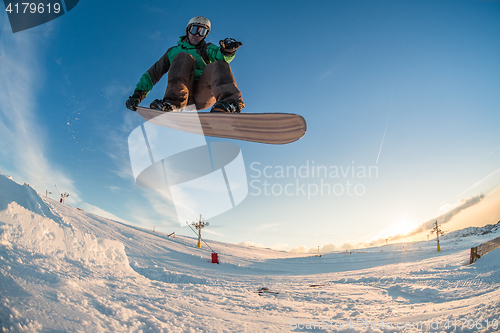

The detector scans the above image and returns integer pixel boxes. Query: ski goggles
[188,25,209,37]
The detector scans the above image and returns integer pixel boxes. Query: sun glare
[392,220,415,236]
[386,213,418,238]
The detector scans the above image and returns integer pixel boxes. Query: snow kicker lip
[4,0,79,33]
[128,111,248,224]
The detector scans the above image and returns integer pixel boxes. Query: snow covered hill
[441,222,500,241]
[1,173,499,332]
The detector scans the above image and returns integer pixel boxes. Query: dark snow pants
[163,52,244,111]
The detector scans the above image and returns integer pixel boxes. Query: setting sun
[385,214,419,238]
[392,220,416,236]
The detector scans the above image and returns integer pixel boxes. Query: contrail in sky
[376,85,395,165]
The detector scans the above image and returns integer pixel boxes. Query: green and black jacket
[134,37,236,98]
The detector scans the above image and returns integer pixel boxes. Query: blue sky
[1,0,500,251]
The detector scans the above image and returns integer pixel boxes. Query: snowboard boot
[210,100,241,113]
[150,99,176,112]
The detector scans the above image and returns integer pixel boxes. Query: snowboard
[135,106,307,145]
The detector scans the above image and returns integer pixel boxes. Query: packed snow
[0,174,499,332]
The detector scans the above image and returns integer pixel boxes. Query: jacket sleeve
[135,47,174,95]
[205,43,235,64]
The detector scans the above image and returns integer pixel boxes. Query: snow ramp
[0,174,129,266]
[0,175,133,331]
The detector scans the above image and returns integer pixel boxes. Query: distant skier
[126,16,244,113]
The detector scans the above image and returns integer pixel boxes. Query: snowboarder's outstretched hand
[219,38,242,56]
[126,97,139,111]
[126,90,145,111]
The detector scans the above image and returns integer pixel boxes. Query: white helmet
[186,16,211,35]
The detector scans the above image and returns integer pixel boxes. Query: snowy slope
[441,222,500,241]
[1,174,499,332]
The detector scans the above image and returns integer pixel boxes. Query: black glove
[219,38,242,56]
[126,90,145,111]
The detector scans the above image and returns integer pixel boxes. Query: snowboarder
[126,16,244,113]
